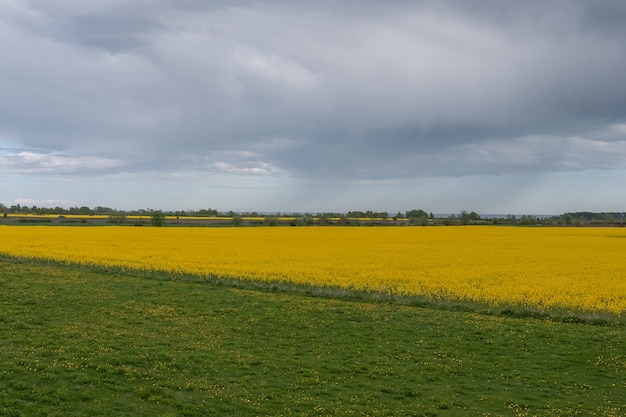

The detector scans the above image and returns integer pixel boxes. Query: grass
[0,259,624,416]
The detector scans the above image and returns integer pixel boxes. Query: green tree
[603,213,615,224]
[264,215,279,226]
[519,215,536,225]
[506,215,517,224]
[406,209,428,219]
[296,215,315,226]
[150,210,166,227]
[407,209,429,225]
[231,214,243,226]
[410,216,428,226]
[316,215,332,225]
[108,212,127,225]
[460,210,470,225]
[443,214,457,226]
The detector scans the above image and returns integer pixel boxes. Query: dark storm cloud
[1,0,625,181]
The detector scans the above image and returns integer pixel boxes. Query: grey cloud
[1,0,625,183]
[57,14,157,51]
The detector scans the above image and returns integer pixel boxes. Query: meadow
[1,259,624,416]
[1,225,625,319]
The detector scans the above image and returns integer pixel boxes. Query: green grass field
[1,258,624,416]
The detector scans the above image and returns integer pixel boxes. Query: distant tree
[264,215,279,226]
[197,208,218,216]
[316,215,332,225]
[442,214,457,226]
[347,211,365,218]
[506,215,517,224]
[603,213,615,224]
[296,215,315,226]
[460,210,470,225]
[410,216,428,226]
[407,209,429,225]
[347,210,390,220]
[231,214,243,226]
[519,215,537,225]
[95,206,114,215]
[337,215,352,225]
[150,210,166,227]
[348,217,361,226]
[516,215,527,224]
[406,209,428,219]
[108,212,127,225]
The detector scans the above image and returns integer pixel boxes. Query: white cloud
[14,198,79,207]
[0,151,122,175]
[208,160,284,176]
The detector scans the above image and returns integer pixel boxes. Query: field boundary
[1,254,622,326]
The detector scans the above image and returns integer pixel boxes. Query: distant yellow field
[1,226,625,315]
[6,213,111,219]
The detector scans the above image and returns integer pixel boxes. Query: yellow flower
[1,226,625,314]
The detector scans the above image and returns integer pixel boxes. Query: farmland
[1,226,625,319]
[1,224,626,415]
[1,259,624,416]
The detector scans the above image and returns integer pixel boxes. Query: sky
[1,0,625,215]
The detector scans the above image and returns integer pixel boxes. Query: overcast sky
[1,0,625,214]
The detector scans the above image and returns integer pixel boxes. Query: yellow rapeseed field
[1,225,625,315]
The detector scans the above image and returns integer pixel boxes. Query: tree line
[2,204,221,217]
[2,203,626,226]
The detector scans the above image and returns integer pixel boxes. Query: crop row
[1,226,625,315]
